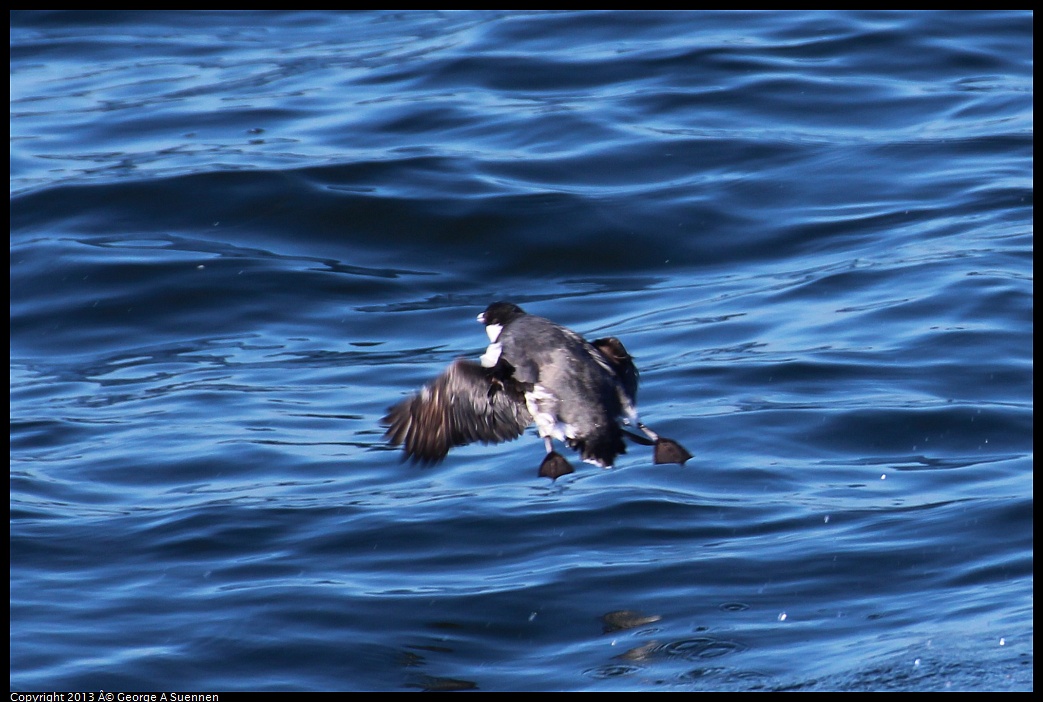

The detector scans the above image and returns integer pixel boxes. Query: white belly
[525,385,576,442]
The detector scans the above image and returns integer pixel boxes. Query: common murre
[382,302,691,478]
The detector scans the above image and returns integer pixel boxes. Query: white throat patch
[480,342,502,368]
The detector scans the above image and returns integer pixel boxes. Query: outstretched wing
[590,337,639,403]
[382,359,533,464]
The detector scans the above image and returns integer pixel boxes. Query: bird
[382,301,691,479]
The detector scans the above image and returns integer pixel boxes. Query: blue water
[10,10,1032,691]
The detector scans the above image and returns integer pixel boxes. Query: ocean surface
[10,11,1033,692]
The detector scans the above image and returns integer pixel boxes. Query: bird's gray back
[499,314,623,431]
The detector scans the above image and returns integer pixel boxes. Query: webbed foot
[653,437,692,465]
[539,451,575,479]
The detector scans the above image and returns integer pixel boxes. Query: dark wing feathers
[590,337,639,403]
[382,359,532,464]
